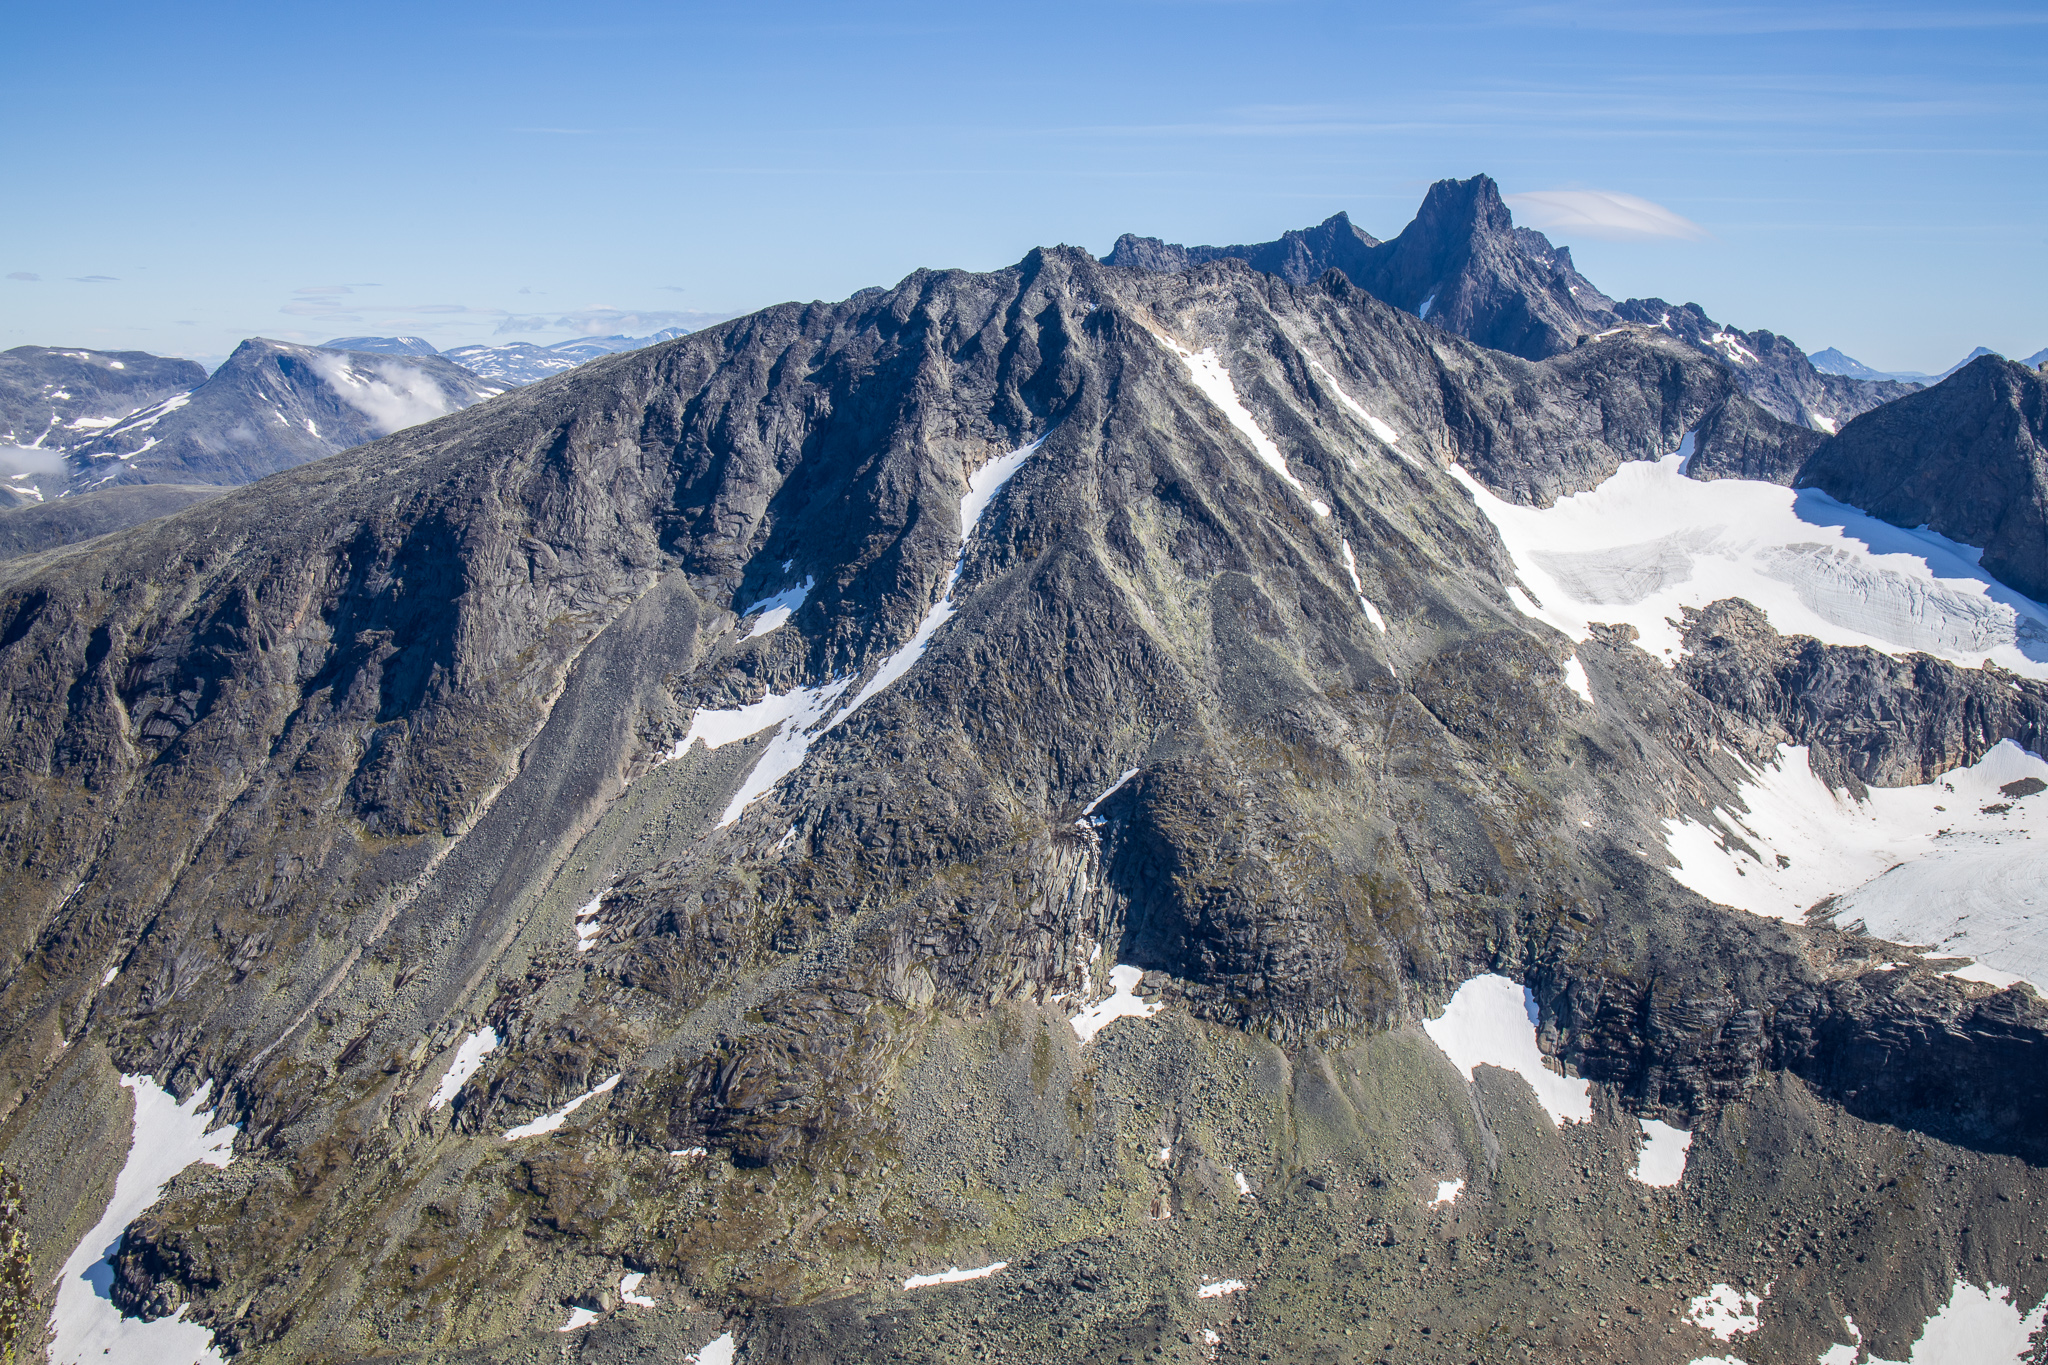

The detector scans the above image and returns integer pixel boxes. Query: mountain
[3,245,2046,1365]
[443,329,695,386]
[1813,344,2048,384]
[1112,175,1911,434]
[544,327,691,363]
[65,337,504,488]
[0,347,206,487]
[318,335,441,356]
[439,341,581,386]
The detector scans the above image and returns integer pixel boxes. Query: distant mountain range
[320,328,695,385]
[1811,344,2048,384]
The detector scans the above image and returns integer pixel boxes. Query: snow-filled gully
[666,438,1046,827]
[48,1077,238,1365]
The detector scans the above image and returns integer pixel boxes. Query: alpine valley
[2,175,2047,1365]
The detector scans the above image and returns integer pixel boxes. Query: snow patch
[904,1262,1007,1289]
[1079,768,1139,824]
[1310,359,1405,450]
[100,966,118,987]
[687,1332,737,1365]
[1686,1284,1764,1342]
[1448,451,2048,680]
[504,1073,622,1141]
[1428,1178,1465,1207]
[1070,964,1161,1043]
[1562,654,1594,704]
[1422,974,1592,1126]
[1232,1170,1253,1198]
[1630,1118,1692,1187]
[1418,292,1437,320]
[558,1307,599,1332]
[1663,741,2048,990]
[619,1271,657,1307]
[428,1027,499,1110]
[48,1077,238,1365]
[1860,1279,2047,1363]
[742,576,812,638]
[1198,1278,1248,1299]
[672,439,1050,826]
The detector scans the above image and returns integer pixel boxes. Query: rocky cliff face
[1797,355,2048,601]
[0,247,2043,1365]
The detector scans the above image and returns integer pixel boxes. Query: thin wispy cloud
[494,306,738,336]
[1495,1,2048,33]
[69,275,119,283]
[1504,189,1708,240]
[6,272,36,282]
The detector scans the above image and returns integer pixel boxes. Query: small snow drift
[1452,451,2048,680]
[1069,964,1161,1043]
[1428,1178,1465,1207]
[504,1073,622,1141]
[1685,1284,1763,1343]
[742,576,812,638]
[903,1262,1008,1289]
[557,1307,599,1332]
[1422,974,1592,1126]
[619,1271,657,1307]
[428,1027,499,1110]
[1198,1278,1248,1299]
[48,1077,239,1365]
[1630,1118,1692,1187]
[687,1332,738,1365]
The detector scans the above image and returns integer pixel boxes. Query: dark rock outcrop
[1678,598,2048,788]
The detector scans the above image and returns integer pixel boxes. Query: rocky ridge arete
[0,239,2042,1365]
[1108,174,1919,435]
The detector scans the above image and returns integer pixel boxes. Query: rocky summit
[1,180,2046,1365]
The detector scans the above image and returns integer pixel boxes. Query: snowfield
[1661,740,2047,989]
[1453,449,2048,680]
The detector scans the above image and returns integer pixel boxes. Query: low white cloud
[1503,189,1707,241]
[0,445,69,476]
[303,352,458,435]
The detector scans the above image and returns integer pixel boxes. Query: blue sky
[4,0,2042,374]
